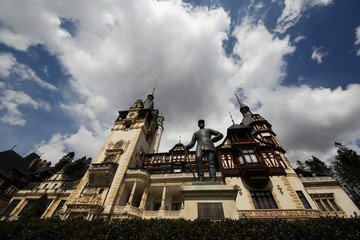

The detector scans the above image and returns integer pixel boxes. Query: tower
[62,91,164,220]
[217,93,321,217]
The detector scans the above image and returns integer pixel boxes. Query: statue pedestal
[180,184,239,220]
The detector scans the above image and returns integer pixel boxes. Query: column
[127,181,137,206]
[160,185,167,210]
[139,185,149,210]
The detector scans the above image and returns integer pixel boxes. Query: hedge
[0,217,359,240]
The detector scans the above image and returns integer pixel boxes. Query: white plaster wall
[306,185,360,217]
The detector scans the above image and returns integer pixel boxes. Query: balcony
[239,162,269,189]
[88,162,118,187]
[299,175,339,187]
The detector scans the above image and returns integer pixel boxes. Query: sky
[0,0,360,166]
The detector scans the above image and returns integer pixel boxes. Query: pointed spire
[234,91,252,118]
[152,80,158,96]
[144,82,157,110]
[234,91,246,108]
[229,112,235,125]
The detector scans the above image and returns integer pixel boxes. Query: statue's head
[198,119,205,128]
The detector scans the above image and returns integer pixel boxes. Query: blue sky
[0,0,359,165]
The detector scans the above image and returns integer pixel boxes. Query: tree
[295,156,332,175]
[333,142,360,207]
[296,160,306,172]
[304,156,332,175]
[54,152,75,172]
[63,156,92,180]
[20,193,48,219]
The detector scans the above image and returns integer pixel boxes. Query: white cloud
[231,17,295,92]
[0,52,57,91]
[355,26,360,56]
[311,46,328,63]
[355,26,360,45]
[37,126,107,164]
[294,35,306,43]
[251,84,360,164]
[0,0,359,167]
[0,89,49,126]
[276,0,333,33]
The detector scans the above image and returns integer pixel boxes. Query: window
[172,203,181,211]
[257,124,266,130]
[313,196,341,212]
[262,152,280,167]
[276,154,287,168]
[237,150,258,164]
[264,136,275,144]
[310,193,342,212]
[18,200,36,216]
[250,191,278,209]
[329,199,340,211]
[221,154,235,169]
[315,200,326,212]
[115,141,124,148]
[1,199,21,216]
[296,191,311,209]
[322,200,333,212]
[124,125,131,131]
[172,154,184,162]
[104,154,116,163]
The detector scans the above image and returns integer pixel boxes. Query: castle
[2,91,360,220]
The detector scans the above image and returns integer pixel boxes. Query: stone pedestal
[180,184,238,220]
[192,181,223,185]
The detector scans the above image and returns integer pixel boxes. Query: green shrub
[0,217,359,240]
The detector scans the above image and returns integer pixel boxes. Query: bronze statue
[186,119,223,181]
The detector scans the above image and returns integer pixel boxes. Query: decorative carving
[105,139,131,156]
[107,141,114,149]
[239,209,321,218]
[131,99,143,109]
[75,188,102,205]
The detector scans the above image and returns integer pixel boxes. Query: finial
[152,80,159,95]
[179,136,181,143]
[11,144,18,150]
[234,91,246,108]
[229,112,235,125]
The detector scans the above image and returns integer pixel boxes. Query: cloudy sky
[0,0,359,166]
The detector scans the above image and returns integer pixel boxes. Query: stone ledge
[180,184,238,199]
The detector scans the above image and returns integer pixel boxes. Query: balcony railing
[88,162,118,187]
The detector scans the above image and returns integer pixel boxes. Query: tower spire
[229,112,235,125]
[152,80,158,96]
[144,82,157,110]
[234,91,252,116]
[234,91,246,108]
